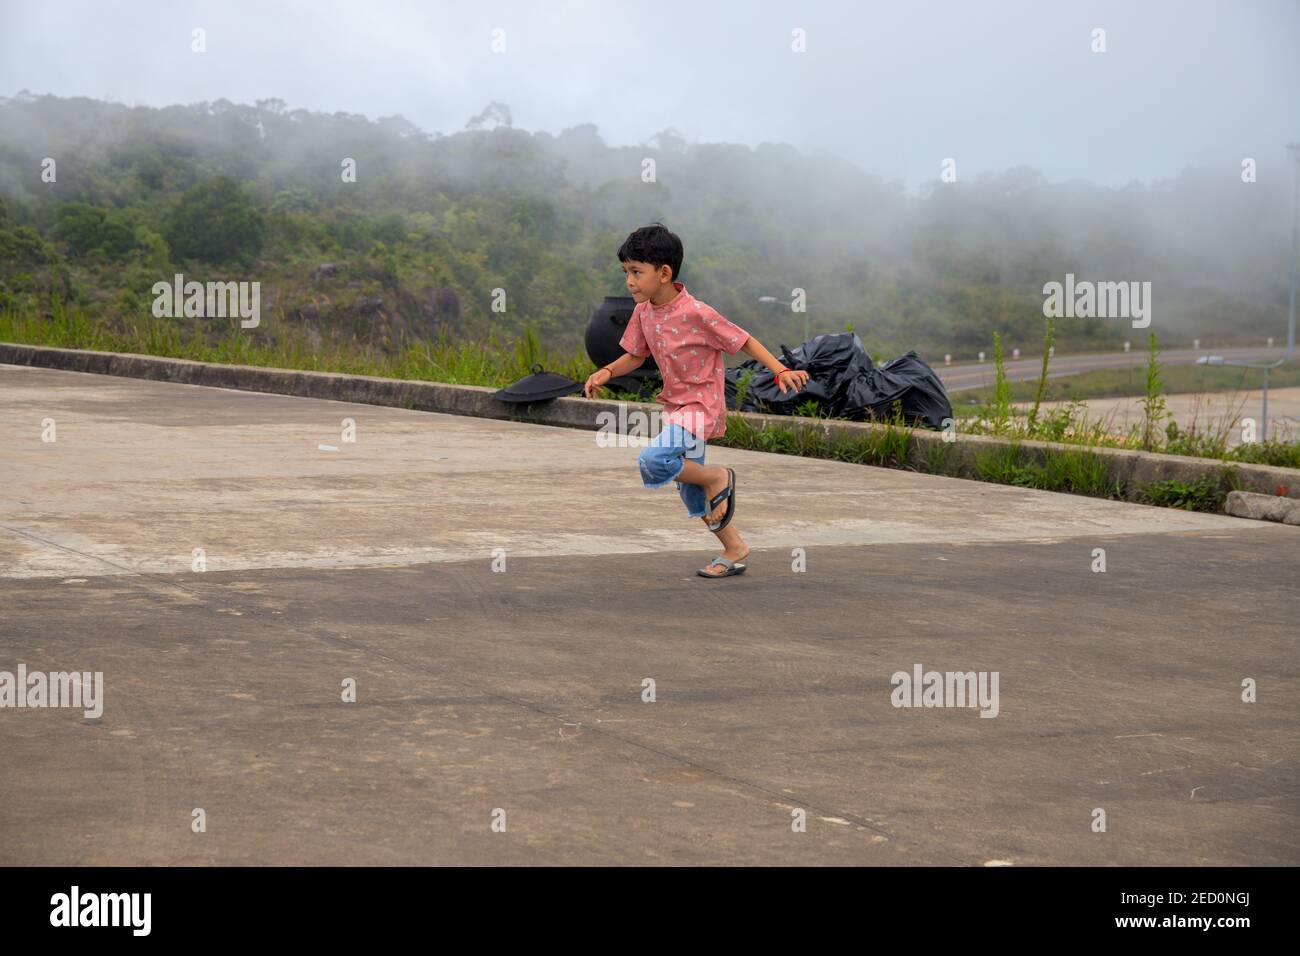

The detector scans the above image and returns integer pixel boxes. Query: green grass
[713,412,1244,511]
[1138,468,1241,511]
[957,401,1300,470]
[0,299,598,390]
[936,324,1297,469]
[1227,438,1300,470]
[713,406,913,469]
[970,442,1123,498]
[961,358,1300,404]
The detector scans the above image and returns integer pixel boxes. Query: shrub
[163,177,265,265]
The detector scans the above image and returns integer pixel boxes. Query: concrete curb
[4,341,1299,514]
[1224,491,1300,525]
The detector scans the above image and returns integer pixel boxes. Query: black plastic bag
[724,332,952,429]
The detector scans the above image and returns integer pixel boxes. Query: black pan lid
[493,363,585,403]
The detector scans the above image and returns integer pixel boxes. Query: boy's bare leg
[704,520,749,562]
[675,460,749,575]
[676,460,731,524]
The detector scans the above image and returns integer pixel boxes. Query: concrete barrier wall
[4,341,1298,504]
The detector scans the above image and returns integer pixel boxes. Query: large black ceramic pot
[585,296,661,393]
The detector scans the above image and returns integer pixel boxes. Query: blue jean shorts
[637,423,709,519]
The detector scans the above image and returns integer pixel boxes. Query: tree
[163,176,265,265]
[52,202,136,259]
[0,223,51,264]
[465,102,512,130]
[648,128,687,154]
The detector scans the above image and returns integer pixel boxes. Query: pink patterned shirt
[618,281,751,440]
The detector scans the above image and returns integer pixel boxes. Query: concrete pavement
[2,363,1297,865]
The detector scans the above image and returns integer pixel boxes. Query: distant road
[937,346,1289,393]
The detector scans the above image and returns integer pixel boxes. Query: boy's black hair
[617,222,683,282]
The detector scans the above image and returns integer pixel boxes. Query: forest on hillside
[0,91,1293,362]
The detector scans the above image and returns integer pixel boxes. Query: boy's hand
[584,367,613,398]
[775,368,810,394]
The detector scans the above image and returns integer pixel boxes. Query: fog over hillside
[0,0,1296,356]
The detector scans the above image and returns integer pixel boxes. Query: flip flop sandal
[705,467,737,532]
[697,555,747,578]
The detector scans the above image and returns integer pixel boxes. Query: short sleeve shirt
[618,281,750,440]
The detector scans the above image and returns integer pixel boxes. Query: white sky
[2,0,1297,188]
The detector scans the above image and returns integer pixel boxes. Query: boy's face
[621,259,673,302]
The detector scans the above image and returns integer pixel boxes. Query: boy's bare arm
[740,336,810,394]
[584,351,645,398]
[740,335,784,374]
[603,352,646,377]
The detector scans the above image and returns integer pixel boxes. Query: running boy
[583,223,809,579]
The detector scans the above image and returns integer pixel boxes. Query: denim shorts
[637,423,709,519]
